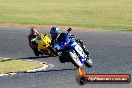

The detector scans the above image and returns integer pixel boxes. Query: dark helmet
[50,27,60,39]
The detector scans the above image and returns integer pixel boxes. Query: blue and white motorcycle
[56,28,93,68]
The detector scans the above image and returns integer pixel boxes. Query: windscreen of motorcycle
[58,33,70,45]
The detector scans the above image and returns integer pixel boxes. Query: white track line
[0,58,52,76]
[3,58,11,59]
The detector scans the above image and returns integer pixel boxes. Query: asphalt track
[0,27,132,88]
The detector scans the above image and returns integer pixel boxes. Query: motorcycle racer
[28,28,43,56]
[50,27,89,55]
[50,27,60,45]
[50,27,61,52]
[53,28,92,68]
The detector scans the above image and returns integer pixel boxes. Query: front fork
[76,39,89,56]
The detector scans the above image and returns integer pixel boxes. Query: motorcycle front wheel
[84,58,93,68]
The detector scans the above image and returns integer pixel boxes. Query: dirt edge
[0,23,103,30]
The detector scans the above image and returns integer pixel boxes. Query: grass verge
[0,59,42,74]
[0,0,132,30]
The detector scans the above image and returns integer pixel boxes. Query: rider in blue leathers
[50,27,61,53]
[50,27,89,55]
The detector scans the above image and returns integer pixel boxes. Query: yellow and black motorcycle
[32,34,57,56]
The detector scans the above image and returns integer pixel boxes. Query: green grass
[0,0,132,30]
[0,59,42,74]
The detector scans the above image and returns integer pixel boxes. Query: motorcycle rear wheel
[33,48,39,56]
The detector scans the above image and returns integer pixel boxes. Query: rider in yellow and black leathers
[28,28,43,56]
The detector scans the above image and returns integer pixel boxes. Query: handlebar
[67,28,72,33]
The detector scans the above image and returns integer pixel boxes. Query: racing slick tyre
[33,49,39,56]
[59,52,70,63]
[84,58,93,68]
[59,56,65,63]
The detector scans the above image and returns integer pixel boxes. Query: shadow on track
[21,68,76,74]
[40,68,76,72]
[18,55,50,59]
